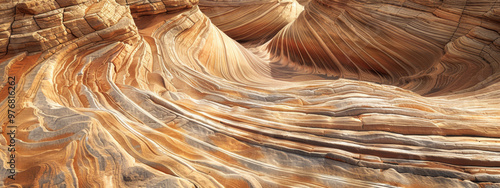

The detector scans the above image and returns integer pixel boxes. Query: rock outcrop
[1,0,500,187]
[199,0,303,43]
[268,0,500,96]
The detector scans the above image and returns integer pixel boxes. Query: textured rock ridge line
[1,0,500,187]
[268,0,500,95]
[199,0,304,43]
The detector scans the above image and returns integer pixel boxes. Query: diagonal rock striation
[1,0,500,187]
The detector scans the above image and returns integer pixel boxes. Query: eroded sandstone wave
[1,0,500,187]
[268,0,500,95]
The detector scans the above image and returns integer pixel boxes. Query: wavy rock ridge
[1,0,500,187]
[268,0,500,96]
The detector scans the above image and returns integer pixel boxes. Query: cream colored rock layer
[0,0,499,187]
[268,0,500,96]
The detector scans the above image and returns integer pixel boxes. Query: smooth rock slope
[1,0,500,187]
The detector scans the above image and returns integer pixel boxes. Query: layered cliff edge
[1,0,500,187]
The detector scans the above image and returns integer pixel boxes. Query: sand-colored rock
[17,0,60,15]
[268,0,500,95]
[199,0,304,43]
[1,0,500,187]
[128,0,199,17]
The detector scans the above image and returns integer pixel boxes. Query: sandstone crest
[1,0,500,187]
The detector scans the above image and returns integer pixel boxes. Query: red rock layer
[1,0,500,187]
[268,0,500,95]
[199,0,303,43]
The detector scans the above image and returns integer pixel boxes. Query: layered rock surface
[268,0,500,96]
[1,0,500,187]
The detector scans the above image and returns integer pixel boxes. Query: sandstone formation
[1,0,500,187]
[199,0,303,43]
[268,0,500,96]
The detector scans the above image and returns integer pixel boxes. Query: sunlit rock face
[1,0,500,187]
[268,0,500,96]
[199,0,303,43]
